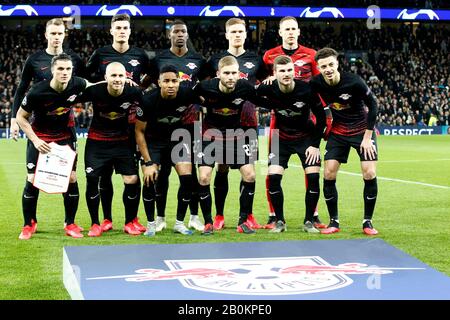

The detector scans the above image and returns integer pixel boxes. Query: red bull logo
[100,111,125,120]
[280,263,394,275]
[239,72,249,80]
[47,107,71,116]
[331,102,351,111]
[87,256,423,295]
[126,71,134,80]
[213,107,239,116]
[179,71,192,82]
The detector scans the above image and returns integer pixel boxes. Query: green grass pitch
[0,135,449,299]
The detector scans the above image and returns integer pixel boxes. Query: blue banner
[63,239,450,300]
[377,126,447,135]
[0,129,89,139]
[0,5,448,21]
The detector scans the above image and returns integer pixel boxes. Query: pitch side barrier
[377,126,449,135]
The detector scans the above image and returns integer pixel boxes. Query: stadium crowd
[0,21,448,129]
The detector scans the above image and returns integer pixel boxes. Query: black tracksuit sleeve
[85,50,100,82]
[12,58,34,118]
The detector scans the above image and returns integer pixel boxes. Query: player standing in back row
[11,18,84,142]
[310,48,379,235]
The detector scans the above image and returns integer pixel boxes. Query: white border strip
[339,170,450,190]
[63,248,85,300]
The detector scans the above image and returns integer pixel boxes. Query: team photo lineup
[10,12,391,241]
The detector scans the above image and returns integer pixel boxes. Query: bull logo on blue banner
[199,6,245,17]
[96,5,143,16]
[300,7,344,19]
[0,5,38,16]
[397,9,439,20]
[87,256,422,295]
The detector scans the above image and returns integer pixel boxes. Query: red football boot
[19,225,33,240]
[124,222,142,235]
[100,219,113,232]
[313,215,327,229]
[88,224,103,237]
[264,215,277,229]
[31,219,37,234]
[363,220,379,235]
[320,220,341,234]
[132,217,147,232]
[213,215,225,231]
[246,213,263,229]
[236,221,256,234]
[65,224,84,238]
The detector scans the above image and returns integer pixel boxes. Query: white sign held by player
[33,142,76,194]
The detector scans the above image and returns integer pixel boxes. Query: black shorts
[269,138,321,169]
[99,133,140,178]
[197,136,257,169]
[26,139,77,174]
[324,132,378,163]
[241,126,259,161]
[84,139,138,178]
[147,139,192,167]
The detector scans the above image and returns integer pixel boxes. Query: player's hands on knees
[360,138,377,160]
[9,118,20,141]
[262,75,276,85]
[143,164,159,186]
[33,138,51,154]
[305,146,320,165]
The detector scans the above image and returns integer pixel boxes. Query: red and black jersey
[13,48,84,118]
[149,49,208,88]
[207,50,267,85]
[77,83,142,141]
[138,86,200,141]
[257,79,325,145]
[86,45,151,84]
[263,45,319,82]
[208,50,268,128]
[310,72,378,136]
[150,49,208,126]
[20,76,87,142]
[193,78,260,140]
[86,45,151,125]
